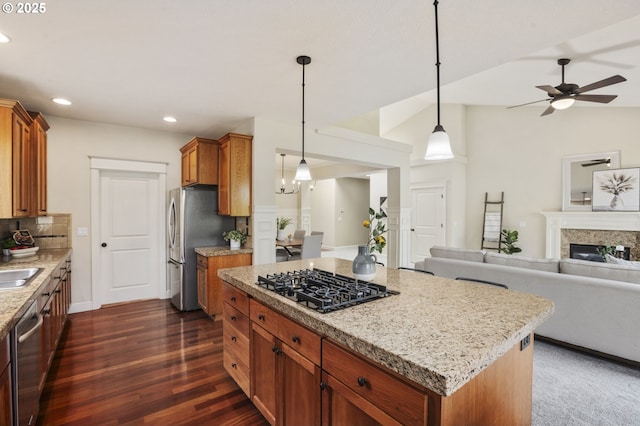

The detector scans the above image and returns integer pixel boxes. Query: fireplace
[569,243,630,262]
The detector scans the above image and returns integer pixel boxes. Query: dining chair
[455,277,508,289]
[288,229,307,256]
[289,234,323,260]
[275,247,290,262]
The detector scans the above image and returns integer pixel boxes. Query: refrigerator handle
[168,258,181,266]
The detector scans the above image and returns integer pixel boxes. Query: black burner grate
[256,268,398,313]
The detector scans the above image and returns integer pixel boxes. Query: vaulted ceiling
[1,0,639,140]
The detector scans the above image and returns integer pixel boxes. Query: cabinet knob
[271,346,282,355]
[292,335,300,344]
[231,336,237,342]
[230,296,236,302]
[320,382,327,390]
[357,377,367,387]
[230,315,237,321]
[258,314,265,321]
[101,242,107,247]
[231,363,237,369]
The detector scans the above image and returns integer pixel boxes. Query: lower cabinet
[249,299,321,426]
[222,283,251,397]
[0,334,11,426]
[198,253,252,319]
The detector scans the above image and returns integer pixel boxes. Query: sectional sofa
[416,246,640,364]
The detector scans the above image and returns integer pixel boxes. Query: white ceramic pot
[277,229,287,241]
[230,239,241,250]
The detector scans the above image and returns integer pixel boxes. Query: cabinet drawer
[224,349,250,398]
[249,299,279,335]
[196,254,208,269]
[322,340,427,426]
[223,303,250,336]
[278,314,321,365]
[222,282,249,316]
[223,321,249,367]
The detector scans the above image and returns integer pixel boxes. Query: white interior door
[99,170,159,305]
[411,186,445,264]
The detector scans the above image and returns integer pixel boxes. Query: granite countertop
[217,257,554,396]
[195,246,253,257]
[0,248,72,342]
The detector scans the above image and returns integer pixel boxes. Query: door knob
[101,242,107,247]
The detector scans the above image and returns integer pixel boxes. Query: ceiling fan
[509,58,627,116]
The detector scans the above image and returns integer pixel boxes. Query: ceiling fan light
[424,125,454,160]
[294,159,312,181]
[551,96,575,110]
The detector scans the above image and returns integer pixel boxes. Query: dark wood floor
[37,299,269,426]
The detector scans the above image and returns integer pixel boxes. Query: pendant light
[424,0,454,160]
[294,55,312,180]
[275,153,300,194]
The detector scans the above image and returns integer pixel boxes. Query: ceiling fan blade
[574,94,617,104]
[536,85,562,95]
[541,105,555,116]
[507,98,549,109]
[574,75,626,94]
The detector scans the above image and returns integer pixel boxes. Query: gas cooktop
[256,268,399,313]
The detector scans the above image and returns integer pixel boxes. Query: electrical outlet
[520,334,531,351]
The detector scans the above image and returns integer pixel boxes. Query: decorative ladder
[481,192,504,252]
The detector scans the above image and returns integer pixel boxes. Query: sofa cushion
[429,246,485,263]
[484,252,560,273]
[560,258,640,284]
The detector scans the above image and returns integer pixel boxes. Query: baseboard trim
[535,335,640,369]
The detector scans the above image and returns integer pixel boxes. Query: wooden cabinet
[250,299,321,426]
[222,283,251,397]
[322,339,428,426]
[29,111,49,216]
[0,99,34,218]
[197,253,251,318]
[0,334,11,426]
[180,137,219,186]
[218,133,252,216]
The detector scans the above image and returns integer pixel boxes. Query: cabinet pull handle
[258,314,265,321]
[357,377,367,387]
[271,346,282,355]
[42,292,50,297]
[231,363,237,369]
[230,315,237,321]
[55,289,61,294]
[320,382,327,390]
[292,335,300,344]
[230,296,236,302]
[231,336,237,342]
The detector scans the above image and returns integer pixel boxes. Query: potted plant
[276,217,293,241]
[1,237,16,256]
[223,230,247,250]
[500,229,522,255]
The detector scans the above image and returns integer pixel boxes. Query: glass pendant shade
[294,159,312,181]
[551,96,575,110]
[424,125,454,160]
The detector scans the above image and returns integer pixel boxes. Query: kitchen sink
[0,268,42,290]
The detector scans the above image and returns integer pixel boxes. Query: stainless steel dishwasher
[11,300,43,426]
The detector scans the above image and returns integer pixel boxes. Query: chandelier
[276,153,300,195]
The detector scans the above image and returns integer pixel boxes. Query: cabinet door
[12,113,31,217]
[32,118,47,215]
[281,344,321,426]
[218,141,230,215]
[251,323,278,426]
[197,264,209,314]
[0,336,10,426]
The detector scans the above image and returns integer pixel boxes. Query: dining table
[275,238,303,256]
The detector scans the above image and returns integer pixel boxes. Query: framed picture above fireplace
[592,167,640,212]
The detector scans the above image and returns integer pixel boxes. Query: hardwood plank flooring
[38,299,268,426]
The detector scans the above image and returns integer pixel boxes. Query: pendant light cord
[434,0,442,126]
[301,60,306,160]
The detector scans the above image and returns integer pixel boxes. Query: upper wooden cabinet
[29,111,49,216]
[218,133,252,216]
[0,99,35,218]
[179,137,219,186]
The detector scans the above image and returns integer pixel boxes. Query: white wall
[46,116,191,308]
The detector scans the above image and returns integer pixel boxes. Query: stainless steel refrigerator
[167,186,235,311]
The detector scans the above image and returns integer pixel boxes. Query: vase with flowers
[276,217,293,241]
[352,207,387,280]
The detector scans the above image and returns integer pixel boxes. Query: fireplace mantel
[542,211,640,258]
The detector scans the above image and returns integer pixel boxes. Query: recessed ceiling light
[163,116,177,123]
[0,33,10,43]
[52,98,72,106]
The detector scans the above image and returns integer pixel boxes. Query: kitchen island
[218,257,554,425]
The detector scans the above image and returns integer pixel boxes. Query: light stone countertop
[217,257,555,396]
[195,246,253,257]
[0,248,72,342]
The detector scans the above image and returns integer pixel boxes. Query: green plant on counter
[500,229,522,255]
[596,245,616,259]
[277,217,293,230]
[1,237,16,249]
[223,230,247,244]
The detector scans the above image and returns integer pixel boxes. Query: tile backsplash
[0,214,72,249]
